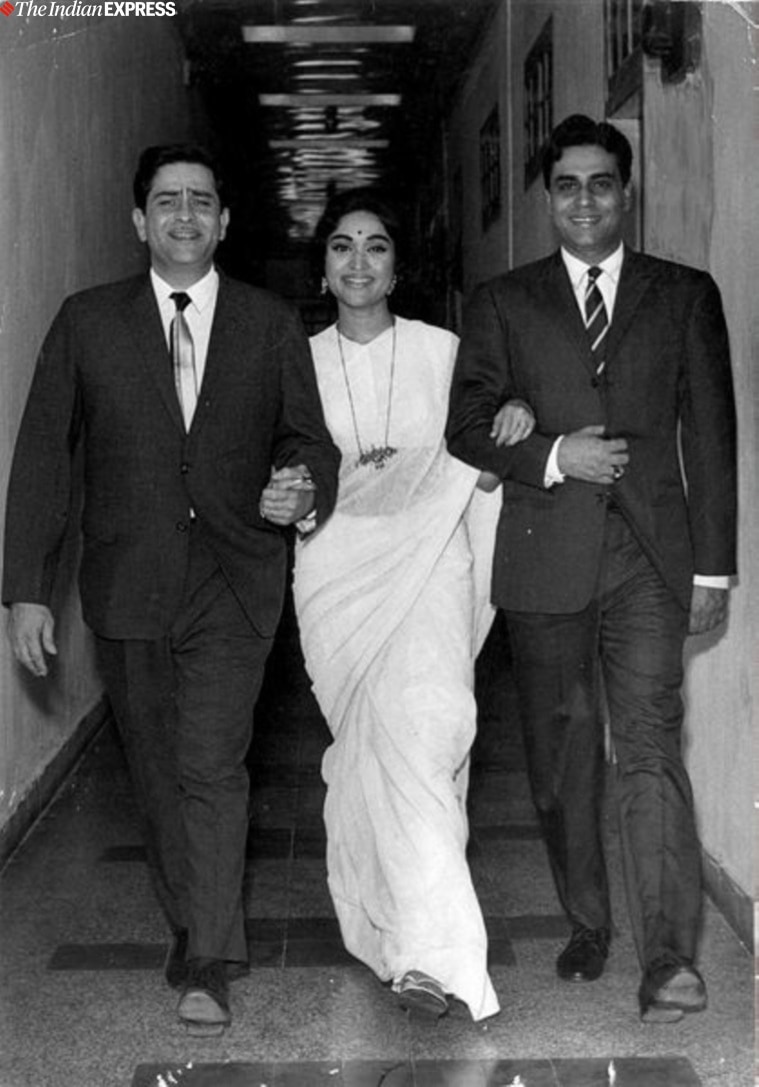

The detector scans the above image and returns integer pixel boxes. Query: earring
[387,275,397,296]
[320,276,329,296]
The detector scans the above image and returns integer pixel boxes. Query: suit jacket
[446,247,737,614]
[2,272,341,638]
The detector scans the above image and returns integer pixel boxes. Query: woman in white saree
[274,190,533,1022]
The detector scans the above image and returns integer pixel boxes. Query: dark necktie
[584,266,609,376]
[170,291,197,428]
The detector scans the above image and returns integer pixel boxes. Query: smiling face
[546,144,631,264]
[324,210,396,317]
[131,161,229,286]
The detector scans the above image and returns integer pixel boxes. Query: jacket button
[180,462,190,474]
[176,520,189,533]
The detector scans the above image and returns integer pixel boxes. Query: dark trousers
[95,529,273,963]
[505,508,701,969]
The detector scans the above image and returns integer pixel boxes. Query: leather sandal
[396,970,449,1018]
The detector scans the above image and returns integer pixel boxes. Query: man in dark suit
[3,144,340,1033]
[446,115,736,1023]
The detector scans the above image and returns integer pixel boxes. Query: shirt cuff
[693,575,730,589]
[544,436,565,488]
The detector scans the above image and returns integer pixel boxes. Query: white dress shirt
[151,265,220,392]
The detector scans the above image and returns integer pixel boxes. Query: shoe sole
[640,968,707,1024]
[397,988,449,1019]
[557,968,605,982]
[641,999,706,1024]
[183,1020,228,1037]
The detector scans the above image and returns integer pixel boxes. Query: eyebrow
[150,186,218,199]
[554,171,617,182]
[329,231,391,242]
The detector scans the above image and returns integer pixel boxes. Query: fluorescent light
[242,25,415,45]
[293,73,362,81]
[269,139,389,149]
[292,59,362,68]
[259,94,401,107]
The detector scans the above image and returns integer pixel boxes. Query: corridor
[0,601,752,1087]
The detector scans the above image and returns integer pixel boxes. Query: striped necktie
[170,291,198,429]
[584,266,609,376]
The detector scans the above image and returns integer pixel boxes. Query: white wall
[645,0,757,905]
[448,1,512,295]
[0,18,191,841]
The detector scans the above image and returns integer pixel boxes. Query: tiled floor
[0,607,753,1087]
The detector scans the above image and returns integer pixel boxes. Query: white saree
[293,317,500,1020]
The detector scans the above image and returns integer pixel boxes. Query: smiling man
[3,143,339,1034]
[446,115,736,1023]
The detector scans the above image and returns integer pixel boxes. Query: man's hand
[490,399,536,447]
[689,585,729,636]
[557,425,629,485]
[259,465,316,526]
[7,603,57,677]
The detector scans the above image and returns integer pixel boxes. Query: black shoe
[165,929,249,989]
[556,925,610,982]
[639,960,707,1024]
[177,958,231,1032]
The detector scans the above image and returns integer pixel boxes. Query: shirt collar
[561,243,625,290]
[150,265,219,313]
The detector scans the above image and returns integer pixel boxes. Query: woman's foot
[396,970,449,1018]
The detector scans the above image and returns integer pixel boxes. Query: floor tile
[132,1064,275,1087]
[273,1063,349,1086]
[414,1059,555,1086]
[342,1060,414,1086]
[48,941,166,971]
[285,939,356,967]
[552,1056,701,1085]
[484,938,516,966]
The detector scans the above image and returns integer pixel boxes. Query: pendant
[357,445,398,470]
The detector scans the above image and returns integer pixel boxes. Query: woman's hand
[259,465,316,525]
[490,399,535,447]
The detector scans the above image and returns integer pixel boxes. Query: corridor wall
[643,0,757,941]
[0,18,192,863]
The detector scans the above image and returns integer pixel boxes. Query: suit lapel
[540,253,597,376]
[605,247,658,363]
[124,277,185,433]
[188,276,242,440]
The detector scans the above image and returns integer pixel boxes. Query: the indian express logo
[14,1,177,14]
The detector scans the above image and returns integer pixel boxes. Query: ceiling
[177,0,498,260]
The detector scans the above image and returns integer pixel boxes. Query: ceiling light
[269,139,389,149]
[259,94,401,107]
[293,73,362,81]
[292,59,362,68]
[242,26,415,45]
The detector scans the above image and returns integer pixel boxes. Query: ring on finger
[612,466,624,481]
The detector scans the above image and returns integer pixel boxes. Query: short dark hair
[312,186,405,279]
[132,144,225,210]
[541,114,633,188]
